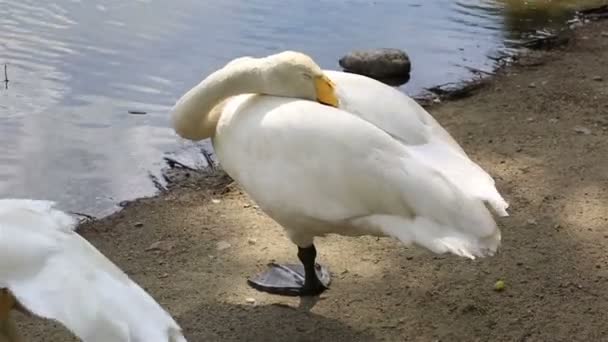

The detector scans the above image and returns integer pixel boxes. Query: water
[0,0,605,216]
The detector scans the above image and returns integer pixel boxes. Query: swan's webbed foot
[247,245,330,296]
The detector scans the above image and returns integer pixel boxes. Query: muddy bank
[16,19,608,342]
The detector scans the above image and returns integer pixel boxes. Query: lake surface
[0,0,605,216]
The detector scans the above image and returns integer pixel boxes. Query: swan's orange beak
[315,75,339,108]
[0,289,15,320]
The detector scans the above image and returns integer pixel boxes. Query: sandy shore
[16,20,608,342]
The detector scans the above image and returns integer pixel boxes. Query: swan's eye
[301,73,313,81]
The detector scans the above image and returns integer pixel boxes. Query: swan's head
[170,51,339,141]
[249,51,339,107]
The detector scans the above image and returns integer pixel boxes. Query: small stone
[526,219,537,226]
[159,273,169,279]
[573,126,591,135]
[247,238,257,245]
[146,240,176,252]
[245,297,256,304]
[133,222,144,228]
[592,75,603,82]
[528,82,536,88]
[211,199,221,204]
[526,117,535,122]
[549,118,559,124]
[602,31,608,37]
[216,240,231,251]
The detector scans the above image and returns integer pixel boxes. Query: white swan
[0,199,187,342]
[171,51,509,296]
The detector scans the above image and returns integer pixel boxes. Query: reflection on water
[0,0,604,216]
[499,0,608,38]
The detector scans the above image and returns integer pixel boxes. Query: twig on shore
[577,5,608,20]
[201,148,216,171]
[455,64,495,76]
[416,76,490,105]
[163,156,197,171]
[69,211,97,223]
[148,172,168,192]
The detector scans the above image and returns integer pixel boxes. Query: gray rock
[339,48,411,80]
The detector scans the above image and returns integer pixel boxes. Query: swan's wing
[0,199,187,342]
[324,71,508,216]
[324,70,466,153]
[215,97,501,258]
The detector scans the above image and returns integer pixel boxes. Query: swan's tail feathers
[485,196,509,217]
[407,142,510,219]
[0,199,78,232]
[352,215,501,259]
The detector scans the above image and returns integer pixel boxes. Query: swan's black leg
[247,244,330,296]
[297,245,327,295]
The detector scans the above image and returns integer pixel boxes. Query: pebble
[528,82,537,88]
[573,126,592,135]
[145,240,176,252]
[247,238,257,245]
[602,31,608,37]
[211,199,221,204]
[133,222,144,228]
[245,297,256,305]
[592,75,603,82]
[216,240,231,251]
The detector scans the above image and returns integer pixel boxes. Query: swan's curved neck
[171,63,262,141]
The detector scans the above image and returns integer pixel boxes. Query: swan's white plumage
[0,199,187,342]
[210,70,508,259]
[325,71,509,217]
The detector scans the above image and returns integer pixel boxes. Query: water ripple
[0,0,600,215]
